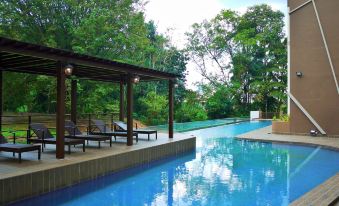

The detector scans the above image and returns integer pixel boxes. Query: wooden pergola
[0,37,178,159]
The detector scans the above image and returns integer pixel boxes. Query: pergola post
[0,70,2,132]
[71,79,77,124]
[126,74,133,146]
[56,62,66,159]
[119,77,125,121]
[168,79,174,139]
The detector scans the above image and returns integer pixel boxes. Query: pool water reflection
[11,121,339,206]
[148,118,247,132]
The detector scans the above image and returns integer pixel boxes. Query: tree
[233,4,287,112]
[186,4,287,115]
[138,91,168,125]
[175,90,208,122]
[185,10,238,86]
[205,86,234,119]
[0,0,188,126]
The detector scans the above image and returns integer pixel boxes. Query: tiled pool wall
[0,136,196,205]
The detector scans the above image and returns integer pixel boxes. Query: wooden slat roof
[0,37,179,82]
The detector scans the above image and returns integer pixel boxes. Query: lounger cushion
[30,123,54,139]
[113,121,157,133]
[92,119,113,133]
[65,121,83,135]
[0,143,40,151]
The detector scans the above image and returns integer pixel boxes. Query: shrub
[138,91,168,125]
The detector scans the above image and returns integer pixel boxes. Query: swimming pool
[10,121,339,206]
[148,118,248,132]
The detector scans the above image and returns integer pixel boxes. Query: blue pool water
[11,121,339,206]
[147,118,248,132]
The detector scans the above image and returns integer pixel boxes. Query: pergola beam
[0,70,2,132]
[71,79,77,124]
[56,62,66,159]
[1,59,53,67]
[0,45,177,80]
[2,62,55,69]
[168,80,174,139]
[119,77,125,121]
[126,74,133,146]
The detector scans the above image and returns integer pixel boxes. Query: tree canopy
[0,0,188,125]
[0,2,287,125]
[186,4,287,117]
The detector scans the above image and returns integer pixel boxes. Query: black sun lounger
[113,121,157,141]
[65,120,112,148]
[0,133,41,162]
[90,119,138,142]
[29,123,85,154]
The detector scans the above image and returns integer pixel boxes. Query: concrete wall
[0,137,196,205]
[288,0,339,136]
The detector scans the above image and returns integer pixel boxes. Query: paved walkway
[236,126,339,206]
[237,126,339,151]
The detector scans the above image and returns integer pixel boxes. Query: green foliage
[0,2,287,126]
[233,5,287,113]
[205,86,234,119]
[273,114,289,122]
[0,0,188,126]
[186,4,287,116]
[138,92,168,125]
[175,90,208,122]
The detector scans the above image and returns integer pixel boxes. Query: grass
[1,126,29,144]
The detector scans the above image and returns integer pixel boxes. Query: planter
[272,121,290,134]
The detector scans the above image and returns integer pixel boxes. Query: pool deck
[0,133,196,205]
[236,126,339,206]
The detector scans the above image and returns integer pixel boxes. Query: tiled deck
[236,126,339,206]
[237,126,339,151]
[0,133,196,205]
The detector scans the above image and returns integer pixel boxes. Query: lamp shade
[64,64,74,76]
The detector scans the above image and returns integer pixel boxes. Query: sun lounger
[113,121,157,141]
[90,119,138,142]
[0,133,41,162]
[29,123,85,154]
[65,120,112,148]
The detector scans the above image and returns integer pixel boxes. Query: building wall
[288,0,339,136]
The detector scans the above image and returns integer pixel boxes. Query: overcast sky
[144,0,288,89]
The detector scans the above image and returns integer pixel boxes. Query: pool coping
[289,173,339,206]
[236,125,339,206]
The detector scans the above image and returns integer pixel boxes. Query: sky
[144,0,288,90]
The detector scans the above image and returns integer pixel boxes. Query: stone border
[236,136,339,152]
[0,136,196,205]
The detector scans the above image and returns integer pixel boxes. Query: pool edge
[289,172,339,206]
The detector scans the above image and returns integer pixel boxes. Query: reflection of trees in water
[15,138,292,205]
[173,138,289,205]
